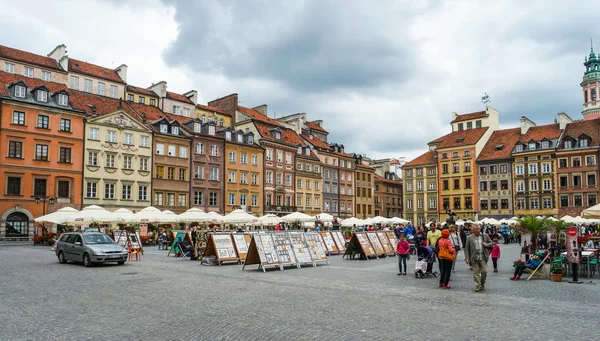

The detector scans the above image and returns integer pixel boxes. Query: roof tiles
[518,123,562,143]
[306,120,327,133]
[126,85,158,98]
[197,103,228,115]
[452,110,487,122]
[477,128,522,161]
[255,122,304,146]
[0,45,64,72]
[166,91,193,104]
[403,150,437,167]
[434,127,489,149]
[68,58,125,84]
[301,134,331,150]
[238,106,284,127]
[561,119,600,147]
[0,72,69,97]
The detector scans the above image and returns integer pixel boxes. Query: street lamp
[35,196,55,234]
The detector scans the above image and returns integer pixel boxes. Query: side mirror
[74,241,82,246]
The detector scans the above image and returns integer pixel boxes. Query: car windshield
[83,234,115,245]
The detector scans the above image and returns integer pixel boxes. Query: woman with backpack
[437,229,456,289]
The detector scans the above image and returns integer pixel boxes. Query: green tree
[546,219,569,247]
[517,216,548,252]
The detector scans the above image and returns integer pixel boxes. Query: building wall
[476,159,513,219]
[556,149,599,217]
[318,152,339,215]
[355,167,374,218]
[196,107,232,129]
[0,101,84,239]
[261,140,296,212]
[152,135,191,213]
[191,136,225,213]
[0,58,68,84]
[125,91,159,107]
[438,146,477,222]
[68,72,125,100]
[403,165,438,225]
[224,142,262,215]
[512,151,558,217]
[295,157,322,216]
[83,111,153,212]
[162,98,195,118]
[374,180,402,218]
[339,158,355,218]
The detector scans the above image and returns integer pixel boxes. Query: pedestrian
[427,223,442,270]
[501,223,509,244]
[490,238,501,273]
[464,225,494,292]
[437,229,456,289]
[448,225,462,272]
[396,234,410,275]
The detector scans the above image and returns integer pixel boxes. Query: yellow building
[196,104,233,129]
[295,145,322,216]
[222,128,264,215]
[354,158,375,219]
[126,85,160,107]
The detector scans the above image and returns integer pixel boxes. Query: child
[396,234,410,275]
[490,238,501,273]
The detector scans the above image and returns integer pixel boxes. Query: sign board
[367,232,386,256]
[243,234,282,272]
[332,231,346,252]
[319,232,339,255]
[139,224,148,237]
[385,231,398,254]
[288,232,315,266]
[113,230,128,249]
[203,233,239,265]
[304,232,329,265]
[377,231,395,256]
[566,226,579,264]
[351,232,376,259]
[232,233,251,262]
[168,231,189,256]
[273,233,298,267]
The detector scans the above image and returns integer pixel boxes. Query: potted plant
[550,262,566,282]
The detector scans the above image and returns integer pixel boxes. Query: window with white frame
[70,76,79,89]
[88,151,98,166]
[285,152,292,164]
[252,173,258,185]
[122,184,132,200]
[124,133,133,145]
[105,154,116,168]
[195,142,204,154]
[276,151,283,163]
[229,151,236,163]
[229,171,236,183]
[306,180,311,189]
[183,108,191,117]
[140,158,149,171]
[543,197,552,209]
[172,126,179,135]
[286,174,292,186]
[156,143,165,155]
[542,163,551,173]
[266,149,273,161]
[529,164,537,174]
[4,62,15,73]
[241,153,247,164]
[208,126,215,135]
[297,179,302,188]
[252,195,258,206]
[209,167,219,180]
[194,191,203,205]
[407,199,413,209]
[86,182,97,198]
[530,198,539,209]
[530,180,538,191]
[516,181,524,192]
[173,105,181,115]
[104,183,115,199]
[37,90,48,102]
[241,172,247,184]
[123,155,132,169]
[14,85,25,98]
[515,165,524,175]
[194,122,201,133]
[84,79,92,93]
[168,145,176,156]
[107,130,116,142]
[179,146,187,158]
[417,199,423,209]
[160,124,168,133]
[210,145,218,156]
[228,193,235,205]
[58,94,68,106]
[266,171,273,184]
[194,166,203,179]
[543,179,551,190]
[140,136,149,147]
[586,156,596,166]
[252,155,259,165]
[276,173,282,185]
[240,194,247,206]
[97,82,105,95]
[429,197,436,208]
[110,85,118,98]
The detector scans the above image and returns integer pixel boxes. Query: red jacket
[437,238,456,260]
[489,244,501,258]
[396,240,410,255]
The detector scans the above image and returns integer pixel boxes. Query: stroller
[415,245,438,278]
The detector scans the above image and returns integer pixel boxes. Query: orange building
[0,73,85,240]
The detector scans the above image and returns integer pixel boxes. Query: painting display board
[113,230,128,250]
[139,224,148,237]
[232,234,251,262]
[272,233,298,268]
[319,232,339,255]
[304,232,329,265]
[168,231,189,257]
[130,231,144,254]
[332,231,347,252]
[288,232,315,267]
[243,233,282,272]
[351,232,376,259]
[203,233,240,265]
[385,231,398,254]
[376,231,394,256]
[367,232,386,256]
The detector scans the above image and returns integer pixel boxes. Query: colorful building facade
[402,151,438,225]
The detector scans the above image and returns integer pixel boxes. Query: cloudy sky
[2,0,598,162]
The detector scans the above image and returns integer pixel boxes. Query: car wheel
[117,261,125,265]
[82,253,92,267]
[58,251,67,264]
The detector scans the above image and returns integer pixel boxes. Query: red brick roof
[237,106,284,127]
[0,72,69,96]
[561,119,600,147]
[477,128,522,161]
[128,102,169,122]
[435,127,489,149]
[197,103,228,115]
[126,85,158,98]
[0,45,64,72]
[301,134,331,150]
[306,121,327,133]
[452,110,487,122]
[166,91,193,104]
[68,58,124,84]
[254,122,304,146]
[374,173,402,185]
[69,90,131,116]
[403,150,437,167]
[518,123,562,143]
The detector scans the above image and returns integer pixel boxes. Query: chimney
[452,112,458,120]
[148,81,167,98]
[557,112,573,130]
[313,119,323,128]
[520,116,536,135]
[184,90,198,105]
[48,44,68,70]
[253,104,267,116]
[115,64,128,83]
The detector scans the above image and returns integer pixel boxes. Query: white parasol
[34,207,79,224]
[341,217,364,227]
[178,208,208,223]
[132,207,175,224]
[258,214,284,225]
[223,209,258,224]
[63,205,117,225]
[206,211,224,223]
[281,212,316,223]
[112,208,135,223]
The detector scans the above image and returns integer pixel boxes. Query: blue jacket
[526,258,542,269]
[501,224,509,234]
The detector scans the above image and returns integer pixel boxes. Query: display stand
[288,232,315,267]
[319,232,340,255]
[367,232,386,257]
[168,231,189,257]
[331,231,347,253]
[385,231,398,254]
[376,231,395,256]
[113,230,128,250]
[232,233,251,263]
[348,232,377,259]
[304,232,329,266]
[242,233,282,272]
[203,233,240,266]
[273,233,298,268]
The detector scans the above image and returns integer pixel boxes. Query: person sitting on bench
[510,254,542,280]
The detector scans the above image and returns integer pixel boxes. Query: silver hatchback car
[55,232,128,267]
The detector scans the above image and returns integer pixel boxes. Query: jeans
[397,255,408,273]
[492,257,498,270]
[439,259,453,285]
[471,259,488,290]
[502,233,509,244]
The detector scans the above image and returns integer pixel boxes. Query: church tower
[582,40,600,120]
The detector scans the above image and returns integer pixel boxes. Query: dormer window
[456,138,465,143]
[201,115,206,123]
[305,148,310,156]
[208,125,215,135]
[160,124,168,133]
[541,141,550,149]
[515,144,523,152]
[14,85,26,98]
[528,142,536,150]
[273,131,281,139]
[225,131,232,140]
[246,135,253,144]
[58,94,68,106]
[564,140,572,149]
[297,147,302,154]
[219,118,224,127]
[171,126,179,135]
[37,90,48,102]
[580,139,589,148]
[237,134,243,143]
[194,122,201,133]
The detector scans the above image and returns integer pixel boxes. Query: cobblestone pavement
[1,243,599,341]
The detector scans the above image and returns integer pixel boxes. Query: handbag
[438,240,455,260]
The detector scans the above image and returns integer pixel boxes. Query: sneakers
[510,276,516,280]
[439,282,444,288]
[515,276,521,280]
[443,285,451,289]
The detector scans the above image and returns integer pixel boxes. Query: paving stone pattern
[1,243,598,341]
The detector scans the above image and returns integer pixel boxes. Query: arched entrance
[5,212,29,237]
